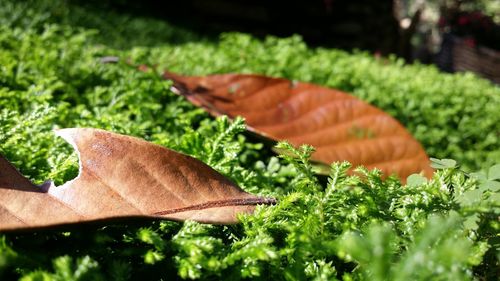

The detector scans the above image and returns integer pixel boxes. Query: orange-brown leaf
[0,128,275,231]
[165,72,433,179]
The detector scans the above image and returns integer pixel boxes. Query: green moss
[0,0,499,280]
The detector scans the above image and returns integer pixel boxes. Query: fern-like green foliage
[0,0,499,280]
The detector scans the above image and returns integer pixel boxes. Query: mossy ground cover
[0,0,499,280]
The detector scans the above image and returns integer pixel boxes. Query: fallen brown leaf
[164,72,433,180]
[0,128,275,231]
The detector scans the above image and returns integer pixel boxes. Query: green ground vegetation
[0,0,499,280]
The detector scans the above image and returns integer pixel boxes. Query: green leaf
[267,157,281,173]
[479,180,500,192]
[470,171,488,182]
[487,164,500,181]
[463,214,480,231]
[456,189,483,206]
[406,174,428,187]
[430,158,457,170]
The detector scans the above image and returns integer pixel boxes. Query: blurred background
[73,0,500,83]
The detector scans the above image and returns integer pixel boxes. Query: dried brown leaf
[165,72,433,180]
[0,128,274,231]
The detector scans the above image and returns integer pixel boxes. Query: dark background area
[65,0,500,83]
[75,0,401,55]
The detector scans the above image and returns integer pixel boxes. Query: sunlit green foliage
[0,0,499,280]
